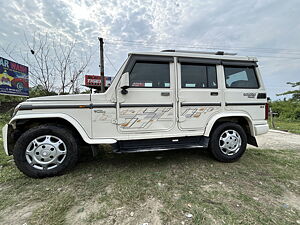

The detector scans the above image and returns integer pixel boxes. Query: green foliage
[270,100,300,120]
[287,81,300,87]
[0,112,11,123]
[0,94,26,103]
[277,81,300,100]
[29,85,57,98]
[0,85,91,103]
[268,118,300,134]
[0,85,57,103]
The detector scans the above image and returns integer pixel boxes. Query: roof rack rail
[161,50,237,56]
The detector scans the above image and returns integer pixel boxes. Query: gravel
[248,130,300,150]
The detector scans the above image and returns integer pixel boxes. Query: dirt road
[248,129,300,150]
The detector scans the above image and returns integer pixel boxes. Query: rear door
[223,62,266,121]
[177,57,222,132]
[116,55,176,133]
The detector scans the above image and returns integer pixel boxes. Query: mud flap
[247,135,258,147]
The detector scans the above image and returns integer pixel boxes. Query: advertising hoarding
[0,57,29,97]
[85,75,113,88]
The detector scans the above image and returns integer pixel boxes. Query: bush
[294,108,300,120]
[0,95,25,103]
[270,100,300,121]
[0,86,57,103]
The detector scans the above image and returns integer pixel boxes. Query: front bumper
[254,123,269,136]
[2,124,9,155]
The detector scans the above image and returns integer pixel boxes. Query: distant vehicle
[12,77,29,90]
[2,50,269,178]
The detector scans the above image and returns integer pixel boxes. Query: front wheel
[209,122,247,162]
[13,125,79,178]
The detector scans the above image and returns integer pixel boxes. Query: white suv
[2,50,269,178]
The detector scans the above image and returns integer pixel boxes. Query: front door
[177,58,222,132]
[116,56,176,133]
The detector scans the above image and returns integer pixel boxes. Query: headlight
[12,104,21,117]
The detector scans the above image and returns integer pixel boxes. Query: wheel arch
[7,114,90,155]
[204,113,257,147]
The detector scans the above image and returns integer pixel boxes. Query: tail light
[265,103,269,120]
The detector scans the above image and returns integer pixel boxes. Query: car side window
[181,63,217,88]
[129,61,170,88]
[224,66,259,88]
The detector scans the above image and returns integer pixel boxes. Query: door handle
[210,92,218,96]
[161,92,170,96]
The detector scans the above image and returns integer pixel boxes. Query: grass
[269,117,300,134]
[0,115,299,224]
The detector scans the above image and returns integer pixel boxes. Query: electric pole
[98,37,105,93]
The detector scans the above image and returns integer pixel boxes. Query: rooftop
[130,50,258,62]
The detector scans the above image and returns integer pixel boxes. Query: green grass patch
[0,146,299,224]
[269,117,300,134]
[1,113,299,224]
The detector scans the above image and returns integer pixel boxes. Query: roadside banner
[0,57,29,97]
[84,75,114,88]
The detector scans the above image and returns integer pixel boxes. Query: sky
[0,0,299,99]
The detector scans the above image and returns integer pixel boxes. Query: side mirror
[120,72,129,94]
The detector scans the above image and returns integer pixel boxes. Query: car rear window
[224,66,259,89]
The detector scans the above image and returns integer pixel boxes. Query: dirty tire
[209,122,247,162]
[13,125,78,178]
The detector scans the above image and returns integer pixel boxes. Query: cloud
[0,0,299,99]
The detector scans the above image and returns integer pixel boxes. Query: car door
[223,62,266,121]
[116,55,176,133]
[177,57,222,132]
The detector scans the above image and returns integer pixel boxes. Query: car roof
[129,51,258,62]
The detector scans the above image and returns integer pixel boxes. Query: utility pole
[98,37,105,93]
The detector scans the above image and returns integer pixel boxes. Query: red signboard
[85,75,101,87]
[84,75,113,88]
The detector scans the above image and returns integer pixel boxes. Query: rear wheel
[209,122,247,162]
[13,125,78,178]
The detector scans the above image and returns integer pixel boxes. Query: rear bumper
[2,124,9,155]
[254,123,269,135]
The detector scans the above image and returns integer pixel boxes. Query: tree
[52,37,91,94]
[23,33,55,94]
[1,33,92,95]
[277,82,300,100]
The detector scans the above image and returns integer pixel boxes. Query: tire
[209,122,247,162]
[13,125,79,178]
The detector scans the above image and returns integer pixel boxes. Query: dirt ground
[248,129,300,150]
[0,130,299,224]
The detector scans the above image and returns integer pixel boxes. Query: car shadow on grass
[74,147,214,173]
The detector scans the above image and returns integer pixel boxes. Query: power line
[106,42,300,60]
[104,52,118,72]
[106,41,300,56]
[108,39,300,54]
